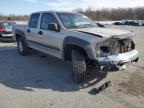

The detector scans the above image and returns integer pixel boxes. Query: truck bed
[13,24,27,35]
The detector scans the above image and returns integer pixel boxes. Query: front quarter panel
[63,36,97,60]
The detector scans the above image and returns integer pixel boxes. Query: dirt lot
[0,26,144,108]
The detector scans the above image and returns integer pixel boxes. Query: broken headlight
[95,40,112,57]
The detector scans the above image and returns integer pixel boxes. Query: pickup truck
[13,11,139,83]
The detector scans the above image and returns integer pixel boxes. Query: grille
[117,39,135,53]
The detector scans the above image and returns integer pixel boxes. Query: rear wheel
[71,50,87,83]
[0,32,2,38]
[17,37,29,55]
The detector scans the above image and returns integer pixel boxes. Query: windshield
[3,22,16,27]
[57,13,96,29]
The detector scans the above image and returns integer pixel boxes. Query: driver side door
[38,13,62,58]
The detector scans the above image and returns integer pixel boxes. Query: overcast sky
[0,0,144,15]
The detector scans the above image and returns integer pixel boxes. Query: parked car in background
[0,21,16,38]
[137,20,144,26]
[123,20,139,26]
[114,20,144,26]
[113,21,122,25]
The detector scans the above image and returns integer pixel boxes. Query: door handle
[38,31,43,35]
[27,29,30,33]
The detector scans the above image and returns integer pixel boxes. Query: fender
[63,36,97,60]
[15,30,28,46]
[15,30,26,40]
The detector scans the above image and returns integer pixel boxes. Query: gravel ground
[0,26,144,108]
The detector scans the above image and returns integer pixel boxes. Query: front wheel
[17,37,29,55]
[71,50,87,83]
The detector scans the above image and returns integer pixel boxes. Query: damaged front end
[95,37,139,73]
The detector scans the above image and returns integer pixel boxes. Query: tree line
[0,7,144,21]
[74,7,144,21]
[0,14,28,21]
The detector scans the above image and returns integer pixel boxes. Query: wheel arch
[15,30,29,48]
[15,30,26,41]
[63,36,96,61]
[63,44,88,61]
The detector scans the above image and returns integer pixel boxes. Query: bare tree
[74,7,144,21]
[0,7,144,21]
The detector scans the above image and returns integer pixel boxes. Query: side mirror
[48,23,60,32]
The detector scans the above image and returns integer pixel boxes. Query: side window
[40,13,58,30]
[29,13,40,28]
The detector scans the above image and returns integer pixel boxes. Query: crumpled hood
[75,27,135,39]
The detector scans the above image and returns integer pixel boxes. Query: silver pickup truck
[13,11,139,83]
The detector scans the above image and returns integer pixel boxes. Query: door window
[29,13,40,28]
[40,13,58,30]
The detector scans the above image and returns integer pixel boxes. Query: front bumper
[0,31,13,37]
[2,34,13,37]
[97,50,139,72]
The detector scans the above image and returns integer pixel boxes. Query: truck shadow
[0,46,107,92]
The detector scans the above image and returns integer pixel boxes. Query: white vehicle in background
[13,11,139,83]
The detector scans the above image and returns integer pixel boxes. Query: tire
[0,32,2,38]
[17,37,29,55]
[71,50,86,83]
